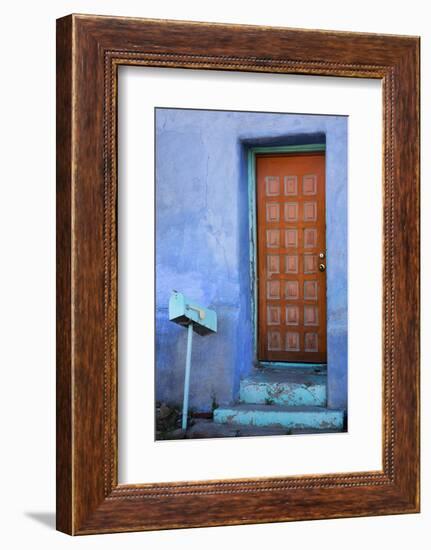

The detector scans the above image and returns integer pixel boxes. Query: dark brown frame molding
[56,14,420,534]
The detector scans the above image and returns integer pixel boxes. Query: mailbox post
[169,291,217,430]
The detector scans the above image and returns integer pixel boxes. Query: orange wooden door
[256,153,327,363]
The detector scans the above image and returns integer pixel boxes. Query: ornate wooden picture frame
[56,14,420,534]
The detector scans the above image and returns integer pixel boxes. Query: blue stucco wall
[155,108,348,411]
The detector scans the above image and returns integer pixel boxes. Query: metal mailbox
[169,291,217,335]
[168,291,217,430]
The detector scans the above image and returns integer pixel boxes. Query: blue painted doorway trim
[247,144,326,369]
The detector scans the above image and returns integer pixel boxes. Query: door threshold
[259,361,327,370]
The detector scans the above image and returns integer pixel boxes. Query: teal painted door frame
[247,144,326,369]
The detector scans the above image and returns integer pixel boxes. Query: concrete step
[239,368,326,406]
[157,419,341,440]
[213,404,345,431]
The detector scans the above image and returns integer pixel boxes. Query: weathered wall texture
[155,108,348,411]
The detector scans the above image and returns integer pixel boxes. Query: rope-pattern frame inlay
[103,50,396,499]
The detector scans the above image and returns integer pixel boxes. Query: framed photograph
[56,14,420,534]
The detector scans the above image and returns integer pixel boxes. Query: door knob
[319,263,326,272]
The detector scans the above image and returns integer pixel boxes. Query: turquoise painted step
[240,368,326,407]
[213,404,344,431]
